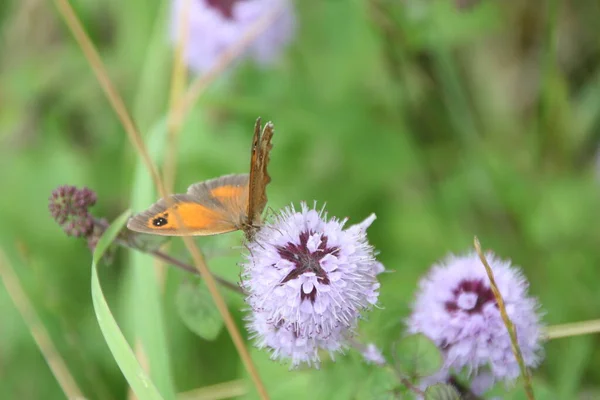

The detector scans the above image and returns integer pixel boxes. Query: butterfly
[127,117,274,241]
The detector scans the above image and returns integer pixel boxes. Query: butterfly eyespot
[152,217,168,226]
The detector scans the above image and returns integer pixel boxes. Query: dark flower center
[444,279,496,315]
[205,0,243,19]
[276,230,339,303]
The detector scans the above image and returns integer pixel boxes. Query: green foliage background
[1,0,600,398]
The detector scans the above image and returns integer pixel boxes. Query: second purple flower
[171,0,296,73]
[407,252,544,393]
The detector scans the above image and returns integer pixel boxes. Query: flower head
[48,185,96,238]
[242,203,382,367]
[407,252,544,390]
[171,0,295,73]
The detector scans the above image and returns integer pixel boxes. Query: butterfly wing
[246,118,274,229]
[187,174,249,224]
[127,174,249,236]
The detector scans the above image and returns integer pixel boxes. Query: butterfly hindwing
[187,174,249,225]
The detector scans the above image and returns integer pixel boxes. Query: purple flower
[48,185,96,238]
[407,252,544,391]
[242,203,382,367]
[171,0,296,73]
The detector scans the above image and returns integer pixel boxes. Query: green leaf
[91,210,165,400]
[176,279,224,341]
[395,334,443,378]
[424,384,461,400]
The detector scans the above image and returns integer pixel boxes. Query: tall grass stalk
[474,237,535,400]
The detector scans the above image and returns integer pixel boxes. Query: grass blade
[127,118,176,399]
[91,209,165,400]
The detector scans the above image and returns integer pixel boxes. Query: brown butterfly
[127,118,273,240]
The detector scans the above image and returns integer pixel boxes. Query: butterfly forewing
[246,118,262,221]
[246,118,274,228]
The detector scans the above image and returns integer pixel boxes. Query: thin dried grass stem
[179,236,270,399]
[54,2,270,398]
[0,249,85,399]
[473,237,535,400]
[54,0,163,195]
[156,0,193,293]
[545,319,600,340]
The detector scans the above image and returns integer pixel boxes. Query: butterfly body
[127,118,273,240]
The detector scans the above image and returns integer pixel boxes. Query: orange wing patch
[210,185,246,200]
[144,202,226,231]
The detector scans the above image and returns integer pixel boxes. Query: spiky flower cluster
[171,0,296,73]
[242,203,383,367]
[407,252,544,393]
[48,185,108,251]
[49,185,96,238]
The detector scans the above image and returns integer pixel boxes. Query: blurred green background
[2,0,600,398]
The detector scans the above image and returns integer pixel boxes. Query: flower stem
[545,319,600,340]
[474,237,535,400]
[94,220,245,295]
[349,338,424,396]
[147,248,244,294]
